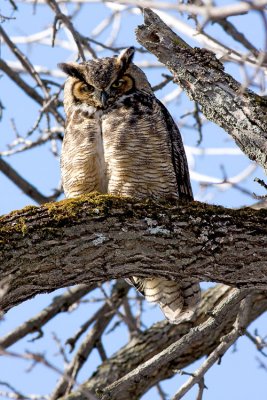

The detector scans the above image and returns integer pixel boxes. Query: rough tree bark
[69,286,267,400]
[136,9,267,173]
[0,194,266,313]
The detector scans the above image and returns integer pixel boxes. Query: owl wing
[154,98,193,201]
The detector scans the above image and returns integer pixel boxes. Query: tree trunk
[136,9,267,173]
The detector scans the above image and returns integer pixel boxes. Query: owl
[59,47,200,324]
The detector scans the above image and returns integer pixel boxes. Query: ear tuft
[58,62,81,79]
[117,47,135,69]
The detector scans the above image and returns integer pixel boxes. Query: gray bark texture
[0,194,266,313]
[136,9,267,173]
[69,286,267,400]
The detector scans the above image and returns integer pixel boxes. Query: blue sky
[0,1,266,399]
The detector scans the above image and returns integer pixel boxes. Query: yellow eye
[80,83,93,93]
[112,79,124,88]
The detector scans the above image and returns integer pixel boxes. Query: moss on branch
[0,193,266,313]
[0,193,266,247]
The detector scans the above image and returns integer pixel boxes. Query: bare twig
[254,177,267,200]
[100,289,247,399]
[156,383,168,400]
[245,330,267,356]
[0,285,95,349]
[0,348,97,399]
[0,129,63,157]
[256,356,267,372]
[213,18,259,58]
[0,381,27,400]
[171,295,252,399]
[152,74,173,91]
[0,157,57,205]
[0,26,50,99]
[95,339,107,362]
[46,0,96,59]
[50,281,129,399]
[122,297,141,337]
[96,0,267,20]
[52,332,70,364]
[0,59,64,124]
[66,303,108,352]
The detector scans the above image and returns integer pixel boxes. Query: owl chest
[62,109,107,196]
[100,106,178,199]
[62,101,178,199]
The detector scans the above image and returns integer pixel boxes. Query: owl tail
[127,277,201,324]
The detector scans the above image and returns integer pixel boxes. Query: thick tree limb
[99,288,246,400]
[64,286,267,400]
[0,194,266,313]
[171,295,252,400]
[135,9,267,173]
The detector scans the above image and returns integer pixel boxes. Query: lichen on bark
[0,194,266,313]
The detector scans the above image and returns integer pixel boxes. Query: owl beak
[100,91,108,107]
[95,90,109,108]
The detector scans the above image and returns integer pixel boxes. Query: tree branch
[135,9,267,173]
[0,194,266,313]
[50,280,129,399]
[64,285,267,400]
[98,288,246,400]
[0,59,64,125]
[0,157,59,205]
[0,284,95,349]
[171,294,252,399]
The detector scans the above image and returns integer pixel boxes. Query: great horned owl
[59,47,200,324]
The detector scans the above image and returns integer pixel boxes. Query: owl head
[59,47,152,110]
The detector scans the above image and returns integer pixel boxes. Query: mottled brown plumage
[59,47,200,324]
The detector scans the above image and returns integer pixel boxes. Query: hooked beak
[100,91,108,107]
[95,90,109,107]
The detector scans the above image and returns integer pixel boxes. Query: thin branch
[50,281,129,399]
[46,0,97,59]
[0,26,50,99]
[66,302,108,352]
[122,297,141,338]
[0,285,95,349]
[0,348,97,399]
[213,17,259,58]
[254,175,267,193]
[95,339,107,362]
[0,157,57,205]
[0,129,63,157]
[245,330,267,356]
[171,294,252,399]
[100,289,247,399]
[152,74,173,91]
[52,332,70,364]
[0,59,64,125]
[256,356,267,372]
[8,0,18,10]
[98,0,267,19]
[156,383,168,400]
[0,381,27,400]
